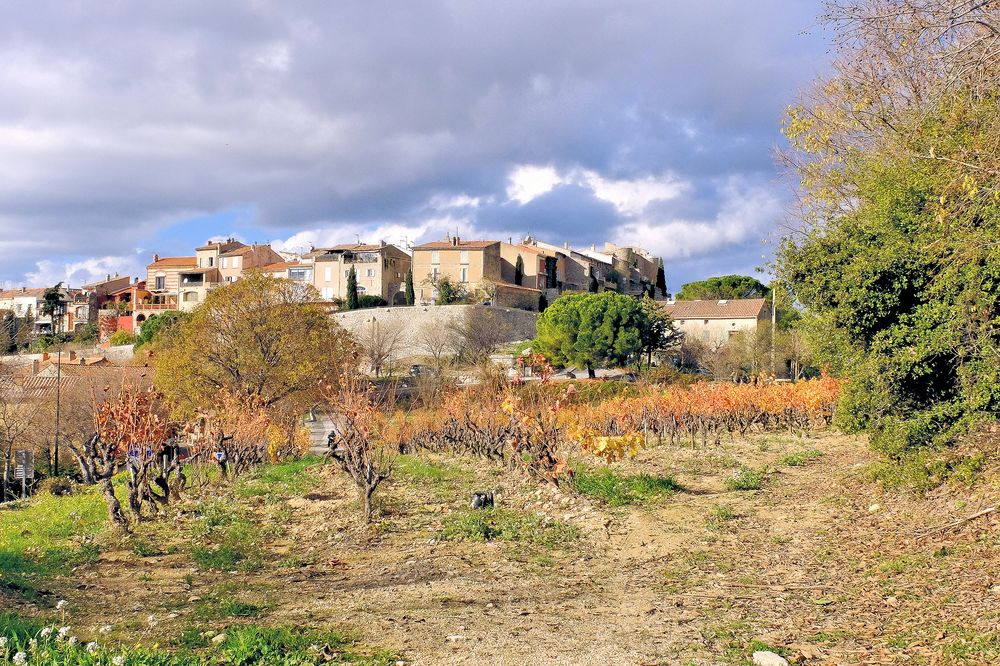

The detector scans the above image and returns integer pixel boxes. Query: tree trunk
[99,476,129,533]
[363,490,373,524]
[587,364,596,379]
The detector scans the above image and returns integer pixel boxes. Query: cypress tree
[655,259,667,297]
[514,254,524,286]
[404,269,415,305]
[346,266,360,310]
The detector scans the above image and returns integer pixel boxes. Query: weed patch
[571,466,681,506]
[779,449,823,467]
[0,615,396,665]
[725,467,765,491]
[440,508,577,547]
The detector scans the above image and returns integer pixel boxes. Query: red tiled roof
[148,256,196,269]
[196,240,246,252]
[220,246,256,257]
[660,298,767,320]
[413,239,500,250]
[0,288,47,298]
[260,261,299,272]
[330,243,384,252]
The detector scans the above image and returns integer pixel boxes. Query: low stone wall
[332,304,538,359]
[1,344,134,368]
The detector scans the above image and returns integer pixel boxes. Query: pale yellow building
[312,243,411,304]
[411,238,503,304]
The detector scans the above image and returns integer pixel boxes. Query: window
[232,256,240,268]
[155,276,165,290]
[183,291,198,302]
[208,257,214,267]
[366,269,375,277]
[344,269,351,277]
[321,287,334,300]
[221,257,228,268]
[324,267,332,281]
[431,251,440,263]
[460,250,469,263]
[432,266,439,280]
[460,267,468,282]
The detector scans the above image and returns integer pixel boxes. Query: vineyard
[405,374,843,472]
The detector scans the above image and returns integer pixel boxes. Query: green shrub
[724,467,765,491]
[108,329,135,346]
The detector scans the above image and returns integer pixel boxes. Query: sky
[0,1,830,293]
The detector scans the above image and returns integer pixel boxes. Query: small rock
[211,633,227,645]
[752,651,789,666]
[445,634,466,643]
[867,503,881,513]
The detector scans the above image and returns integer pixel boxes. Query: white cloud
[24,255,144,288]
[506,165,564,204]
[506,163,685,216]
[613,177,780,260]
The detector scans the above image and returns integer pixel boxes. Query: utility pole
[54,300,64,476]
[770,282,777,376]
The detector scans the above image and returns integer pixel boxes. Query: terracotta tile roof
[220,246,256,257]
[660,298,767,320]
[148,256,196,269]
[196,240,246,252]
[413,239,500,250]
[0,288,47,298]
[507,243,548,255]
[330,243,384,252]
[260,261,299,272]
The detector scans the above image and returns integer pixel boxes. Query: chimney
[153,253,159,262]
[452,236,460,247]
[31,360,39,375]
[563,241,569,250]
[106,274,111,282]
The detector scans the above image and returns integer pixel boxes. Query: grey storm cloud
[0,0,828,287]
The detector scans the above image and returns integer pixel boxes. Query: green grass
[0,616,397,665]
[707,504,737,530]
[191,544,254,571]
[394,455,469,484]
[778,448,823,467]
[571,466,681,506]
[724,467,765,492]
[440,508,578,547]
[0,484,110,597]
[234,455,325,499]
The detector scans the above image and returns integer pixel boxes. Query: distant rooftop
[661,298,767,320]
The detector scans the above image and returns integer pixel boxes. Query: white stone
[752,651,789,666]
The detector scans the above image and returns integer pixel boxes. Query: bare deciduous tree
[417,320,456,370]
[355,318,405,378]
[447,307,514,363]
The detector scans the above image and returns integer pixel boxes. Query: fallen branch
[918,505,996,537]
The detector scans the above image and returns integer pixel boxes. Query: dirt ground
[15,431,1000,665]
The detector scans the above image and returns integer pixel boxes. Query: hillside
[2,430,997,665]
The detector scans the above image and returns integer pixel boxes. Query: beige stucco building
[312,243,411,304]
[411,238,504,303]
[660,298,769,347]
